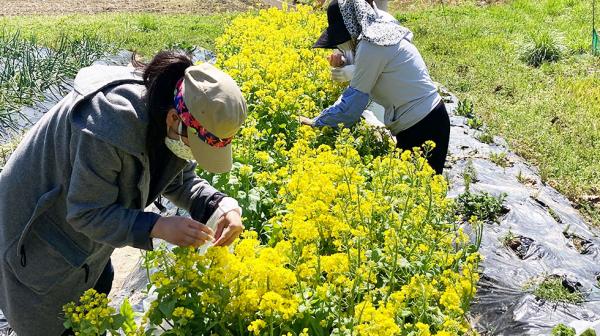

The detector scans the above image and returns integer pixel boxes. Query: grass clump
[476,129,494,144]
[456,164,507,223]
[551,324,576,336]
[581,329,598,336]
[455,98,475,118]
[531,276,584,304]
[521,31,564,67]
[456,190,507,223]
[490,152,510,168]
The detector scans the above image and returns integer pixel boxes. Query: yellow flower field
[65,5,481,336]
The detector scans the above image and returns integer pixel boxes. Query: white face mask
[165,121,195,161]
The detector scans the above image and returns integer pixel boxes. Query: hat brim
[314,27,353,49]
[313,28,337,49]
[189,134,233,174]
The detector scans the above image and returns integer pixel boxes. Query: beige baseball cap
[180,63,247,173]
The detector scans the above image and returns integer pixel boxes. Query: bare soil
[0,0,271,16]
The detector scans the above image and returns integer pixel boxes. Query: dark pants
[93,259,114,296]
[61,260,114,336]
[395,101,450,175]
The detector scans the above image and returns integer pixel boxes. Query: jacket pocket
[5,217,90,295]
[4,187,90,295]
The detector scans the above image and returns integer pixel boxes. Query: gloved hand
[331,65,355,83]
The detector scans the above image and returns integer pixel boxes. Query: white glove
[199,197,241,254]
[331,65,355,83]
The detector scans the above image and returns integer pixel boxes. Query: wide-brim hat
[313,0,352,49]
[178,63,247,173]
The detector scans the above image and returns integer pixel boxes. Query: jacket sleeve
[313,86,370,128]
[66,132,160,250]
[162,162,226,224]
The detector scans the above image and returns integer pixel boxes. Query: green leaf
[120,298,138,334]
[63,320,72,329]
[158,298,177,318]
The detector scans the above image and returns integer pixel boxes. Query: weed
[455,99,475,118]
[529,275,584,304]
[516,170,525,183]
[476,129,494,144]
[548,207,563,223]
[502,230,535,259]
[0,133,23,172]
[461,159,478,189]
[581,328,597,336]
[165,40,197,54]
[490,152,509,168]
[456,189,507,223]
[562,226,593,254]
[521,31,564,67]
[501,229,517,246]
[551,324,576,336]
[467,115,484,130]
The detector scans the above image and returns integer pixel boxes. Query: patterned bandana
[338,0,411,46]
[173,79,233,148]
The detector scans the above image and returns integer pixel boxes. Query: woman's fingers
[187,220,214,236]
[214,217,226,241]
[213,226,243,247]
[188,227,213,241]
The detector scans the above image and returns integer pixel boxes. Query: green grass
[398,0,600,225]
[0,12,233,57]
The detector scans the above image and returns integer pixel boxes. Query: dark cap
[313,0,352,49]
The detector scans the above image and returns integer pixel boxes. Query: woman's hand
[298,116,315,126]
[151,216,214,247]
[327,53,345,68]
[213,211,244,247]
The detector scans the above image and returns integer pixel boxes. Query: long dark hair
[132,51,193,165]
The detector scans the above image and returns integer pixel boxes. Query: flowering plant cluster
[65,5,481,336]
[63,289,136,336]
[141,134,479,336]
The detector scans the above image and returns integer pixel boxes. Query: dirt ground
[110,246,141,301]
[0,0,272,16]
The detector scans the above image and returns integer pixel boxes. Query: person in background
[315,0,388,11]
[0,51,247,335]
[301,0,450,174]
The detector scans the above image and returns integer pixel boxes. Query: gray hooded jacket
[0,65,224,335]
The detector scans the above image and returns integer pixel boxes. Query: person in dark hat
[301,0,450,175]
[315,0,388,11]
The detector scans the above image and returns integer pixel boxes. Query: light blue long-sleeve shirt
[313,86,370,128]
